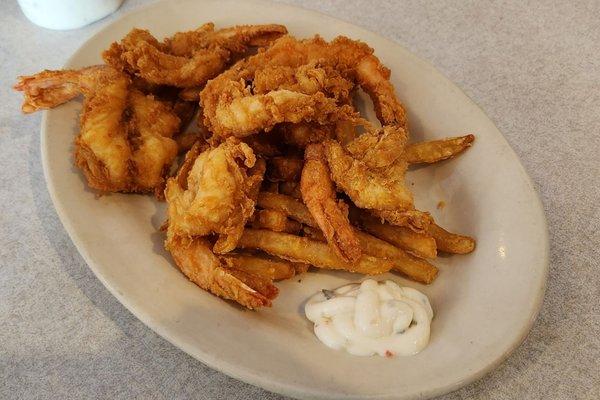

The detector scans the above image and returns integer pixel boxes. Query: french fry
[252,209,302,234]
[267,156,303,182]
[257,192,316,226]
[405,134,474,164]
[302,226,326,241]
[428,223,476,254]
[258,193,438,283]
[352,210,437,259]
[238,229,393,275]
[221,253,296,280]
[354,231,438,284]
[304,224,437,284]
[292,262,310,275]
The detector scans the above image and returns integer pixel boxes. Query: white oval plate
[41,0,549,399]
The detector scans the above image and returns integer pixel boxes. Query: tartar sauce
[304,279,433,357]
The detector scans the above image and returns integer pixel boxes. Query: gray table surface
[1,0,599,399]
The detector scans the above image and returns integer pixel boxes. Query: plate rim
[40,0,550,399]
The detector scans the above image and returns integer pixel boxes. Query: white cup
[18,0,125,30]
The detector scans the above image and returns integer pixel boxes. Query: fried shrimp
[165,139,265,253]
[323,136,411,211]
[252,62,354,101]
[202,81,354,138]
[164,139,276,309]
[166,234,275,309]
[301,143,361,263]
[14,65,179,195]
[323,127,432,232]
[201,34,408,138]
[103,24,287,88]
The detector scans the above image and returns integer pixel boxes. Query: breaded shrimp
[301,143,361,263]
[323,128,432,232]
[103,24,287,88]
[200,34,407,139]
[166,234,275,309]
[14,65,179,195]
[164,139,265,253]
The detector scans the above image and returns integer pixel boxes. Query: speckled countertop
[1,0,598,399]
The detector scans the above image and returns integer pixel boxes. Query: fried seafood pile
[15,23,476,309]
[14,23,287,195]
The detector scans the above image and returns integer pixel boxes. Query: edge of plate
[40,0,550,399]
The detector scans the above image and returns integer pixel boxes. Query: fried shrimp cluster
[103,23,287,89]
[15,24,476,310]
[14,23,285,196]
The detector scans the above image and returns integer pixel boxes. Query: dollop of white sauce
[304,279,433,357]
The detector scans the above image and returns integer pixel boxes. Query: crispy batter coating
[166,235,274,309]
[103,24,287,88]
[253,62,353,101]
[165,139,265,253]
[203,83,352,138]
[323,129,412,210]
[301,143,361,263]
[323,128,431,232]
[345,125,406,168]
[201,35,386,138]
[14,66,179,195]
[279,122,335,148]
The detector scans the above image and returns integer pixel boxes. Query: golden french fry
[257,192,316,226]
[258,193,437,283]
[267,156,303,182]
[252,209,302,234]
[238,229,393,275]
[221,253,296,281]
[304,224,437,284]
[292,262,310,275]
[405,134,474,164]
[352,210,437,259]
[302,226,326,241]
[428,223,476,254]
[354,231,438,284]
